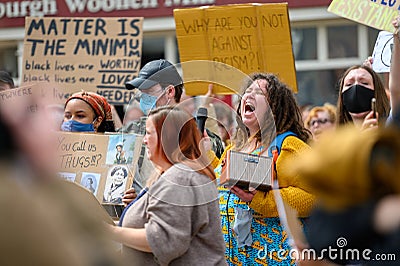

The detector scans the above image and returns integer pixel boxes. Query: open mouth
[244,103,255,114]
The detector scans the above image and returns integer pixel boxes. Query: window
[293,22,378,107]
[295,69,343,106]
[292,27,317,60]
[141,33,179,66]
[327,25,358,59]
[368,27,380,53]
[141,36,165,67]
[0,44,18,78]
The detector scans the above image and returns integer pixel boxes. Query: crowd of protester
[1,14,400,266]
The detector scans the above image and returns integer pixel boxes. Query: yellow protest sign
[57,132,143,205]
[23,17,143,104]
[328,0,399,33]
[174,3,297,95]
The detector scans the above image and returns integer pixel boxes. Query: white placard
[372,31,394,73]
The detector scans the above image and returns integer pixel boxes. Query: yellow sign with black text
[174,3,297,94]
[328,0,399,33]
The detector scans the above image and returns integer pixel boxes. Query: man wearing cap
[0,71,15,91]
[125,59,223,160]
[122,59,224,206]
[125,59,183,115]
[122,59,187,207]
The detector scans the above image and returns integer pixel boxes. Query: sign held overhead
[328,0,399,33]
[23,17,143,104]
[174,3,297,95]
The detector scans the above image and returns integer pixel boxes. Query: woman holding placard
[61,90,115,133]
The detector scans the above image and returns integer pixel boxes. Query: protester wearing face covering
[61,91,115,133]
[337,65,390,131]
[125,59,184,115]
[121,60,225,208]
[124,59,224,160]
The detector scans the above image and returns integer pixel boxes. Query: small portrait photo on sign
[58,172,77,182]
[106,134,137,165]
[80,172,100,195]
[103,165,129,204]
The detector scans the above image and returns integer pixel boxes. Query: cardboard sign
[372,31,394,73]
[0,83,65,126]
[22,17,143,104]
[220,150,272,191]
[57,132,143,205]
[174,3,297,95]
[328,0,399,33]
[0,84,42,114]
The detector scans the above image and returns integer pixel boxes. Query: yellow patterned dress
[216,136,315,265]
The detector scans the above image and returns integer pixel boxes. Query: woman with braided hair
[216,72,315,265]
[61,91,115,133]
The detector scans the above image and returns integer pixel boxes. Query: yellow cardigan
[219,136,316,218]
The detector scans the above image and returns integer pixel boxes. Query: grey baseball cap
[125,59,183,90]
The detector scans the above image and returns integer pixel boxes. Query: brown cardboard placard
[174,3,297,95]
[0,84,42,113]
[0,83,65,127]
[328,0,399,33]
[57,132,143,205]
[22,17,143,104]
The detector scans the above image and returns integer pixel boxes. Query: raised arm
[390,18,400,114]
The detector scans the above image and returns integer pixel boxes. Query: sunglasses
[309,118,331,127]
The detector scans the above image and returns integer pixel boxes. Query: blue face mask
[139,93,158,115]
[61,120,95,132]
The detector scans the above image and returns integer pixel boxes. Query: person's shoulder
[151,164,218,205]
[282,135,311,152]
[164,163,210,184]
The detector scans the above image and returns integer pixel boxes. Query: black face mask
[342,84,375,113]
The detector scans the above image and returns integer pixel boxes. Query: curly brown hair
[233,73,311,150]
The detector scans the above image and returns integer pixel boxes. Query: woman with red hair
[107,106,226,265]
[304,103,337,142]
[61,91,115,132]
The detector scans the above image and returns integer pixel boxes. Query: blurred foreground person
[0,90,122,266]
[107,106,226,266]
[291,126,400,265]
